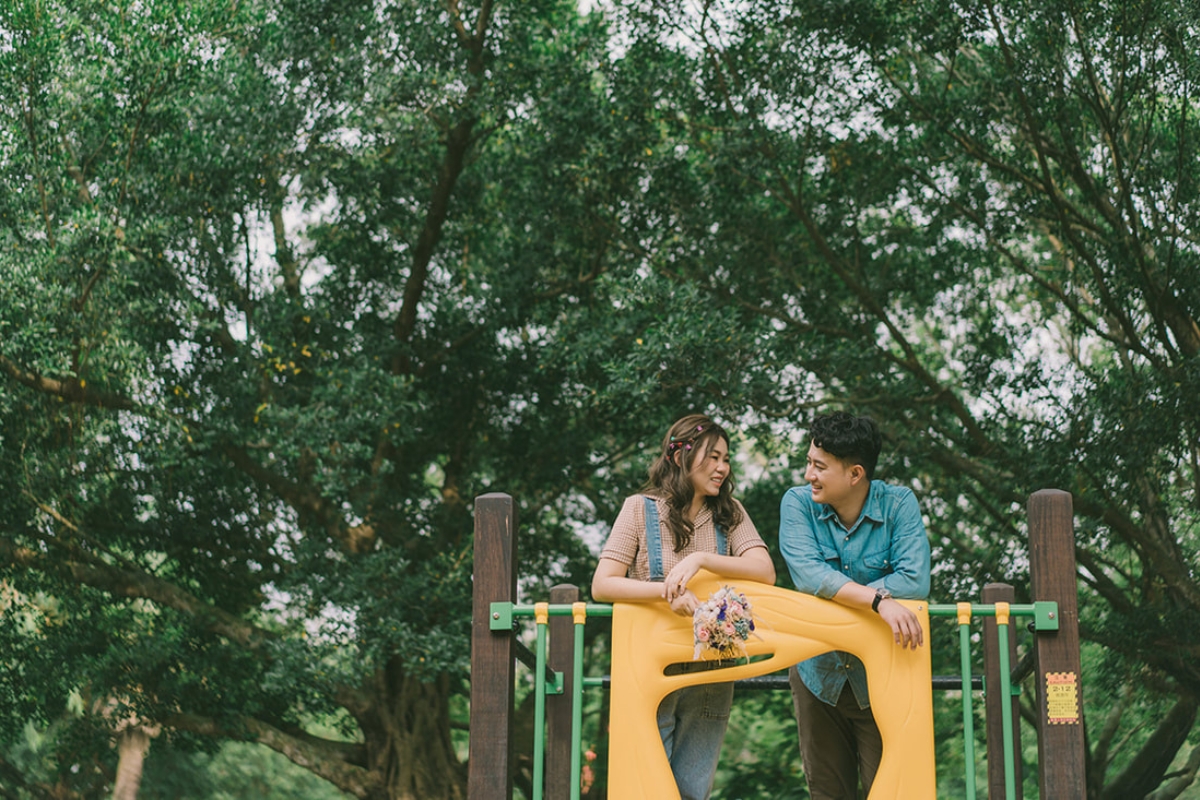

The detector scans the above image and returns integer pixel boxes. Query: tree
[5,0,1197,797]
[604,0,1200,796]
[0,0,772,797]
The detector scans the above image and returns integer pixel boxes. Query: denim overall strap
[643,495,665,581]
[644,496,729,580]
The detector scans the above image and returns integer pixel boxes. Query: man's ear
[848,463,866,485]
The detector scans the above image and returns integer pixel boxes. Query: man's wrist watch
[872,588,892,613]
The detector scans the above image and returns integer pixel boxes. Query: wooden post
[468,494,518,800]
[982,582,1023,800]
[1028,489,1086,799]
[545,584,580,799]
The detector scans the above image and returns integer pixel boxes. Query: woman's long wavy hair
[641,414,743,552]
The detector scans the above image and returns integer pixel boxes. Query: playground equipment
[607,573,935,799]
[468,489,1086,799]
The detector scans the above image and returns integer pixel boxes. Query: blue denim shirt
[779,480,931,708]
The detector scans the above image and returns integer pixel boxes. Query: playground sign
[1046,671,1081,725]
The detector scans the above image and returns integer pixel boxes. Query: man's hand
[878,600,924,649]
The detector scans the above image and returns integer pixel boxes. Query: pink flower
[581,764,594,792]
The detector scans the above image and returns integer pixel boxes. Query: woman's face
[688,436,732,497]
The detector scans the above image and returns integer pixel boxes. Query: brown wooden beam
[468,494,518,800]
[1028,489,1087,799]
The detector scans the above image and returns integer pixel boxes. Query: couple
[592,412,932,800]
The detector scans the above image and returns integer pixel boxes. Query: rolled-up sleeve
[779,487,851,599]
[874,489,931,599]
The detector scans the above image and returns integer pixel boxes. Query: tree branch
[1146,742,1200,800]
[0,353,139,411]
[1099,693,1199,800]
[393,0,496,373]
[164,712,377,798]
[270,186,302,298]
[0,535,274,650]
[217,443,369,553]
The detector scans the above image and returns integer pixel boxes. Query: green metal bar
[929,603,1049,620]
[996,607,1017,800]
[505,601,1045,622]
[571,605,586,800]
[532,608,549,800]
[505,602,614,618]
[957,605,978,800]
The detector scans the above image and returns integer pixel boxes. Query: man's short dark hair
[809,412,883,480]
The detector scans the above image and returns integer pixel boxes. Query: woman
[592,414,775,800]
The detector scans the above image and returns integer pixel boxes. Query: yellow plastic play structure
[607,569,935,800]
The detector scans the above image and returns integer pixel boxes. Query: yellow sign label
[1046,671,1079,725]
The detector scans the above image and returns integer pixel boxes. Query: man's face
[804,443,859,507]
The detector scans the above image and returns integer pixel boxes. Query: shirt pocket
[818,542,843,571]
[862,549,894,582]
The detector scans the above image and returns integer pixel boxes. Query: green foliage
[139,740,354,799]
[713,690,805,800]
[3,0,1199,797]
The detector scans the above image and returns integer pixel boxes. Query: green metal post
[532,604,549,800]
[571,603,586,800]
[957,603,978,800]
[996,603,1016,800]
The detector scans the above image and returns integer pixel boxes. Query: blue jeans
[657,682,735,800]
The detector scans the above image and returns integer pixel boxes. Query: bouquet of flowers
[692,585,757,661]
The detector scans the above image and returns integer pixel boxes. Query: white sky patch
[264,586,359,643]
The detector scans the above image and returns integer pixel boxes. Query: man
[779,411,931,800]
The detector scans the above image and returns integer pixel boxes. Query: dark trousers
[789,666,883,800]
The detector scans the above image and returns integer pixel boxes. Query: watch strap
[872,589,888,613]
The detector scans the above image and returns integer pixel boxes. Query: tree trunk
[358,659,466,800]
[111,725,154,800]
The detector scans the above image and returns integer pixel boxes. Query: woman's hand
[662,553,708,602]
[668,589,699,616]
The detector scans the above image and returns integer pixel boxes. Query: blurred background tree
[603,0,1200,796]
[1,0,1197,798]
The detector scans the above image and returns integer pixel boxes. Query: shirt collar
[861,481,884,523]
[656,495,714,529]
[814,481,882,530]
